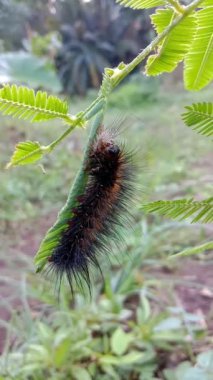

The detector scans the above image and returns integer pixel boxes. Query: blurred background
[0,0,212,379]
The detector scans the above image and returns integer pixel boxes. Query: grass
[0,75,212,379]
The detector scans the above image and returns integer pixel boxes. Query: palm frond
[142,198,213,223]
[170,240,213,259]
[182,102,213,136]
[145,9,196,75]
[0,84,74,124]
[184,6,213,90]
[116,0,165,9]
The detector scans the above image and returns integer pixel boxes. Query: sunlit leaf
[145,9,196,75]
[182,102,213,136]
[0,84,74,124]
[201,0,213,7]
[141,198,213,223]
[170,241,213,259]
[6,141,45,168]
[184,6,213,90]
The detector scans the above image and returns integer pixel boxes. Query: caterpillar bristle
[48,125,137,294]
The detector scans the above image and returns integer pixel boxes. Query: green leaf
[6,141,46,168]
[54,338,71,367]
[0,84,74,124]
[71,366,92,380]
[202,0,213,5]
[141,198,213,223]
[116,0,166,9]
[145,9,196,76]
[100,351,144,366]
[182,102,213,136]
[170,241,213,259]
[184,6,213,90]
[111,328,133,356]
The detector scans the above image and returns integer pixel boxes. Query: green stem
[48,124,77,152]
[111,0,204,87]
[66,110,105,206]
[167,0,185,14]
[47,97,105,152]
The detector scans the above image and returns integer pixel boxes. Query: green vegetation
[0,78,212,378]
[0,0,213,378]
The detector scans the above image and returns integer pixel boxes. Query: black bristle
[48,128,136,293]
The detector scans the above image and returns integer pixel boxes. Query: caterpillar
[48,125,136,293]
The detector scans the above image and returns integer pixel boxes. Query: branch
[48,0,204,152]
[111,0,203,87]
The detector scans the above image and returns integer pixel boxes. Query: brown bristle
[48,126,137,294]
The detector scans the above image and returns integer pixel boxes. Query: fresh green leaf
[6,141,46,168]
[170,241,213,259]
[53,338,71,367]
[141,198,213,223]
[145,9,196,75]
[116,0,166,10]
[184,6,213,90]
[111,328,133,355]
[0,84,74,124]
[202,0,213,5]
[182,102,213,136]
[72,366,92,380]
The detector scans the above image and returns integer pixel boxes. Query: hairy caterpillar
[48,125,136,292]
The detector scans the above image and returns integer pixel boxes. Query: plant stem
[167,0,185,14]
[48,124,77,152]
[47,96,105,152]
[64,110,105,208]
[111,0,204,87]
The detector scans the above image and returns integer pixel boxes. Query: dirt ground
[0,209,212,356]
